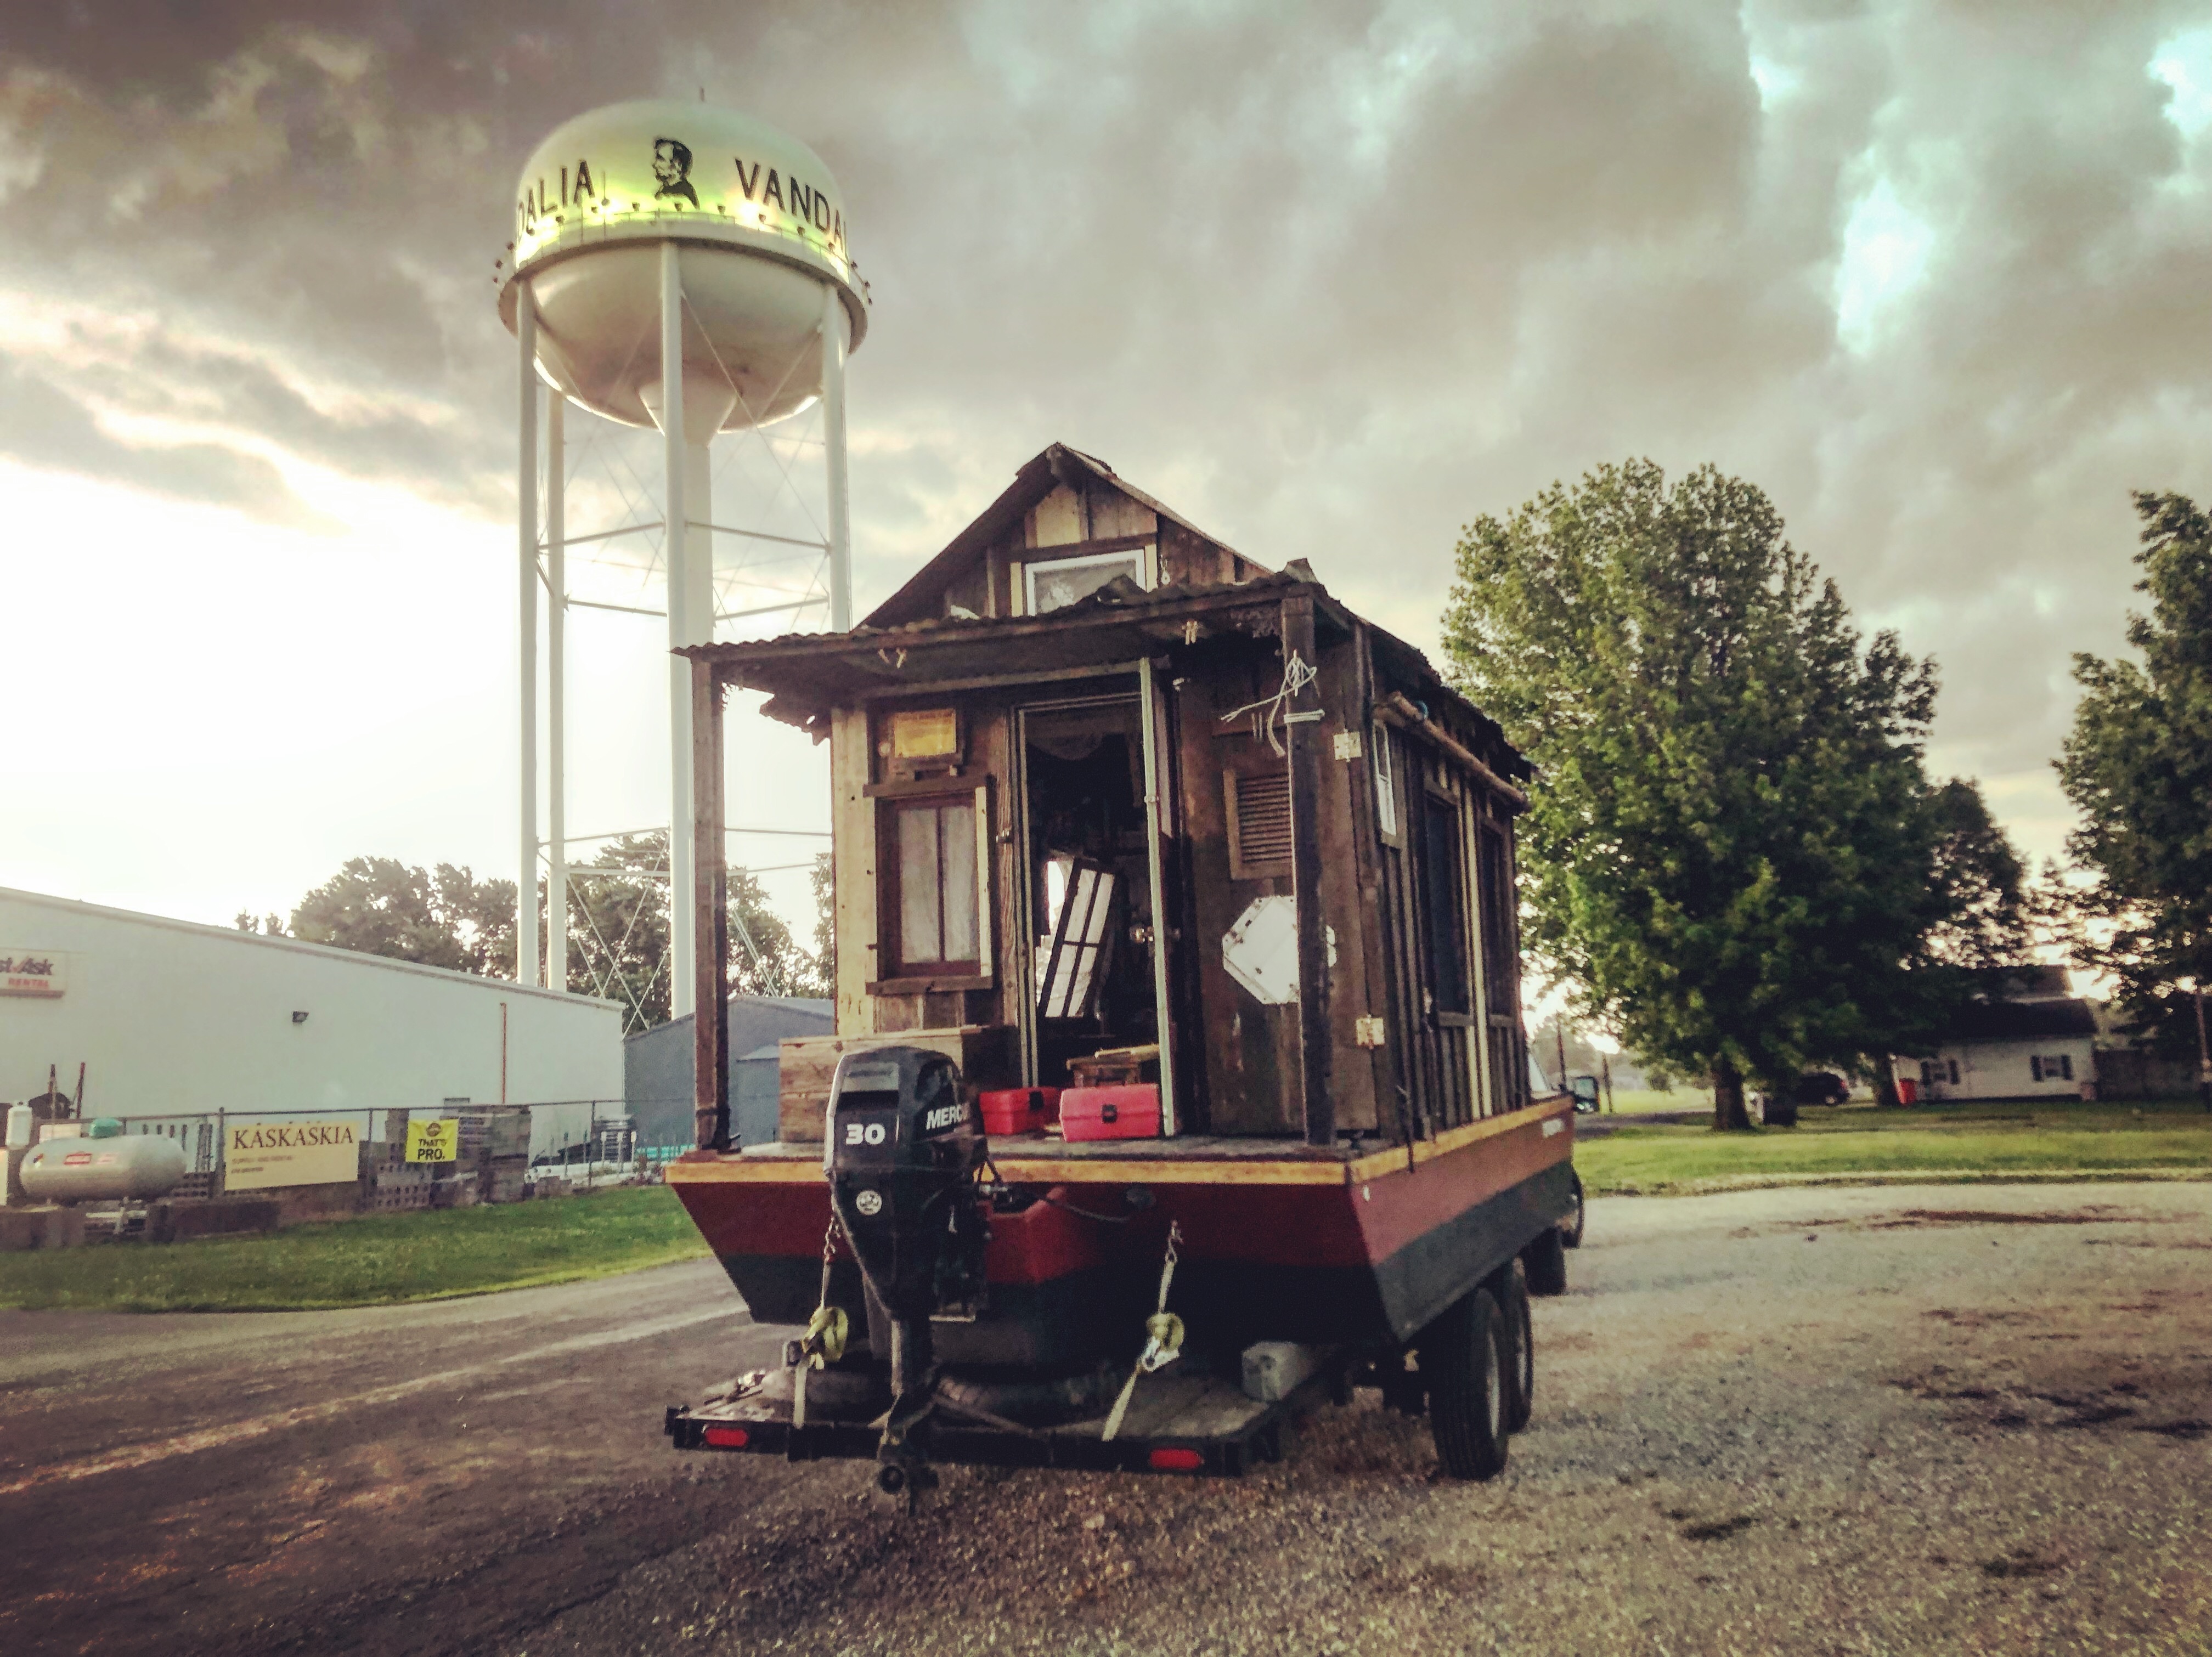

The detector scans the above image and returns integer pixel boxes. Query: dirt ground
[4,1181,2208,1656]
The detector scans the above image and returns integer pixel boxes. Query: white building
[2,886,622,1158]
[1895,965,2099,1103]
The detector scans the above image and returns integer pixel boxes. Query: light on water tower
[497,99,867,1013]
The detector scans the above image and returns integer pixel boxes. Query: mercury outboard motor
[824,1047,989,1492]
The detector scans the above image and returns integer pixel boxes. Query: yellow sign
[406,1119,459,1164]
[225,1121,358,1190]
[889,708,958,759]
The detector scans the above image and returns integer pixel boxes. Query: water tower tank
[497,99,867,432]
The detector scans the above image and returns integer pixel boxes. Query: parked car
[1791,1071,1850,1106]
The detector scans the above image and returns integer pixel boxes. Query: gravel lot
[7,1182,2209,1656]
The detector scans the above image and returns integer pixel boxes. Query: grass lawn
[0,1185,711,1313]
[1599,1087,1718,1116]
[1577,1097,2212,1195]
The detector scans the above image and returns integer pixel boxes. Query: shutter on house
[1226,770,1294,879]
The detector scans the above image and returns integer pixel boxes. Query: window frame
[1021,544,1156,615]
[1419,785,1474,1021]
[872,783,994,991]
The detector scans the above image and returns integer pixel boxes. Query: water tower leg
[661,241,695,1022]
[517,282,541,988]
[546,391,567,996]
[821,284,852,633]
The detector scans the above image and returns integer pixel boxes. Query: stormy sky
[3,1,2209,956]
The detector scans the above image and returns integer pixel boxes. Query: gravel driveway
[525,1183,2212,1657]
[8,1183,2207,1655]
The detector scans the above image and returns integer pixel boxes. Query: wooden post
[1283,592,1334,1146]
[692,658,731,1150]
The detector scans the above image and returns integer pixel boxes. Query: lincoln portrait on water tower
[652,137,697,207]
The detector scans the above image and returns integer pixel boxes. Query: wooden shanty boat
[664,444,1577,1489]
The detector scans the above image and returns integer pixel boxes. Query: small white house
[2,885,623,1158]
[1896,965,2098,1102]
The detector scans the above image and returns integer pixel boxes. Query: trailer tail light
[703,1425,750,1449]
[1148,1447,1203,1472]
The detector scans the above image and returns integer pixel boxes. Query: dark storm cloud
[3,0,2210,834]
[0,355,328,525]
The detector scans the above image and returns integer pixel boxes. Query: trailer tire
[1525,1225,1568,1297]
[1560,1168,1586,1249]
[1422,1288,1510,1480]
[1495,1260,1534,1434]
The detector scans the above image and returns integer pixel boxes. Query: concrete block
[1241,1341,1335,1403]
[0,1206,86,1252]
[147,1198,280,1243]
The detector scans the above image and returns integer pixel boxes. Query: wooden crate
[777,1025,1017,1144]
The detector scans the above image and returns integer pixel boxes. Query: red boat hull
[666,1100,1575,1355]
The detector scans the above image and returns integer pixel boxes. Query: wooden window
[1024,545,1154,614]
[882,793,987,978]
[2032,1054,2073,1083]
[1225,769,1294,879]
[1037,859,1117,1019]
[1372,720,1399,841]
[1475,818,1524,1113]
[1420,790,1472,1017]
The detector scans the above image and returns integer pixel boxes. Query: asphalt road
[4,1183,2209,1656]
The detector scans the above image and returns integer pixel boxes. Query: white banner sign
[1,949,67,998]
[224,1120,360,1190]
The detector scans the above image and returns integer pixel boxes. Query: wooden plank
[1312,632,1379,1135]
[1347,626,1409,1149]
[776,1025,1016,1143]
[668,1101,1573,1187]
[1282,592,1333,1147]
[1346,1097,1573,1183]
[830,705,874,1037]
[1177,670,1288,1134]
[855,659,1152,702]
[1030,483,1084,547]
[692,660,731,1150]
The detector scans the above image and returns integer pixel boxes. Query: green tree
[285,857,516,975]
[562,832,828,1032]
[564,833,672,1030]
[2056,491,2212,1046]
[1442,460,2019,1129]
[808,849,836,996]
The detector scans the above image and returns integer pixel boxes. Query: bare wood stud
[692,660,731,1151]
[1283,592,1334,1147]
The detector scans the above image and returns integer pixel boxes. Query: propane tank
[5,1101,30,1150]
[20,1131,187,1203]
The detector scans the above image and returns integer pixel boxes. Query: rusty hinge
[1333,730,1364,761]
[1354,1015,1386,1048]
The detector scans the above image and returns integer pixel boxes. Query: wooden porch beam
[1283,592,1334,1147]
[692,658,731,1151]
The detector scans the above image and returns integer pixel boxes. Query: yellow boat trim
[663,1099,1572,1191]
[1345,1098,1572,1185]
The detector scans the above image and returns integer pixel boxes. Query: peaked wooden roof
[862,443,1261,629]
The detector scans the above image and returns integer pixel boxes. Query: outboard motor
[824,1047,989,1492]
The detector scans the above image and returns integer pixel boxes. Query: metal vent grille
[1227,770,1294,878]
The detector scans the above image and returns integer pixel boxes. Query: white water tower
[498,99,867,1014]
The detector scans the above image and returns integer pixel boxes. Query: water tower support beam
[517,282,541,988]
[546,390,568,996]
[821,284,853,633]
[661,240,696,1021]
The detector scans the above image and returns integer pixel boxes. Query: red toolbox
[1060,1084,1161,1143]
[979,1087,1062,1136]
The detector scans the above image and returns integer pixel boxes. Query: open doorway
[1019,697,1159,1088]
